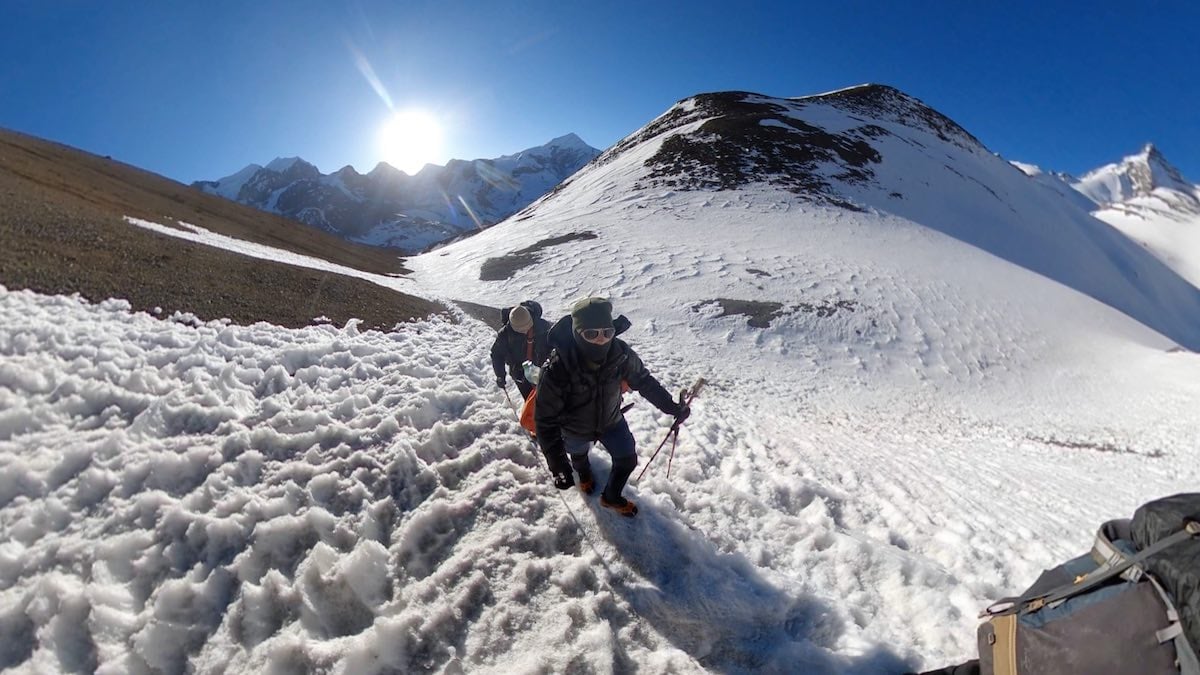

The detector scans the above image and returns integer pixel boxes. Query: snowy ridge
[195,164,263,201]
[1075,144,1199,206]
[1069,145,1200,288]
[265,157,304,173]
[1010,161,1098,213]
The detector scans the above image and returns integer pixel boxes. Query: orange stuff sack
[519,388,538,437]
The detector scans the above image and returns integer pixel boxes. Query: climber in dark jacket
[490,301,552,399]
[534,297,689,517]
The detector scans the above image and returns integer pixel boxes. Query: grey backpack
[977,493,1200,675]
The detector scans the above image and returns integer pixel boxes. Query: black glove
[541,444,574,489]
[674,402,691,425]
[551,469,574,490]
[672,388,691,425]
[496,375,506,389]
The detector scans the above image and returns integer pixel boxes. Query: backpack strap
[1091,519,1144,581]
[1020,521,1200,615]
[982,519,1140,618]
[1144,573,1200,675]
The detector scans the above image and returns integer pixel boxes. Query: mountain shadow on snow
[571,465,912,673]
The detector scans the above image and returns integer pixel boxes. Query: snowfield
[4,87,1200,674]
[3,271,1198,674]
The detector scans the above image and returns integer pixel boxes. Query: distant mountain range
[192,134,600,253]
[194,110,1199,274]
[7,81,1197,344]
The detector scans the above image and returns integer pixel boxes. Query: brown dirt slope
[0,127,447,330]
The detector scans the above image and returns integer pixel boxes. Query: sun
[377,109,443,175]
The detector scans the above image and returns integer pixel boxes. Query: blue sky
[2,1,1197,184]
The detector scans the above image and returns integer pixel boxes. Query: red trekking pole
[635,378,705,483]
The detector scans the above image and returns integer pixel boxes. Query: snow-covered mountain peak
[1137,143,1194,193]
[265,156,307,173]
[546,132,591,149]
[1076,143,1197,205]
[195,163,263,200]
[801,83,984,152]
[366,161,406,180]
[492,133,600,175]
[1077,144,1200,287]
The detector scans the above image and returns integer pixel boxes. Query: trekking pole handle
[672,377,706,427]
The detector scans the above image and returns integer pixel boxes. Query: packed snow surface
[9,202,1200,674]
[5,90,1200,673]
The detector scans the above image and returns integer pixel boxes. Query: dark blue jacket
[535,314,678,459]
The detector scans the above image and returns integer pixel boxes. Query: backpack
[977,493,1200,675]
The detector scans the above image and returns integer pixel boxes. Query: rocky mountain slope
[0,127,444,330]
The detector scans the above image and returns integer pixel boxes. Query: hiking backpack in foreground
[977,493,1200,675]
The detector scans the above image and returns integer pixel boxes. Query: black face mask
[574,330,612,364]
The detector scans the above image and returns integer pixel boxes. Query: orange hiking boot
[578,476,595,495]
[600,495,638,517]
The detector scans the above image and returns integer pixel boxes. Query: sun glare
[378,109,443,175]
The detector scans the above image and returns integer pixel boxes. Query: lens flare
[348,43,393,110]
